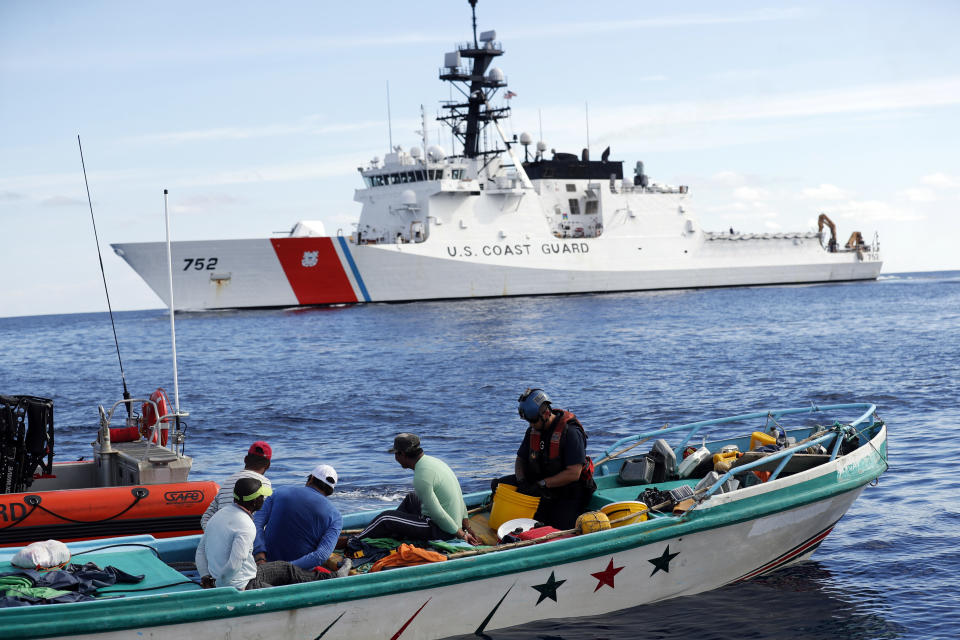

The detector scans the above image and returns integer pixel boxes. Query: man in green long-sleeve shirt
[357,433,480,545]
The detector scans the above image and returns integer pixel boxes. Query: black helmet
[518,388,551,422]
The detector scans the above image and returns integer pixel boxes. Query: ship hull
[112,235,882,311]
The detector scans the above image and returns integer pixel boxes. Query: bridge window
[566,184,577,192]
[568,199,580,215]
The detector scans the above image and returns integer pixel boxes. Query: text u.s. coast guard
[446,242,590,257]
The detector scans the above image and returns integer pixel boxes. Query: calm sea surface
[2,271,958,639]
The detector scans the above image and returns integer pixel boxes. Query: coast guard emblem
[301,251,319,267]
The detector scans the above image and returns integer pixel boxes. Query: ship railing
[438,67,509,87]
[869,232,881,260]
[99,397,188,459]
[452,40,503,55]
[704,231,819,241]
[603,402,875,459]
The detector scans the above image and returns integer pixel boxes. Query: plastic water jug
[678,446,711,478]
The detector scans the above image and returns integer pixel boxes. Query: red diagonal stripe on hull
[392,598,431,640]
[734,525,835,583]
[270,237,357,304]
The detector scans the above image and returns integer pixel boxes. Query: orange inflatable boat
[0,481,218,547]
[1,393,218,548]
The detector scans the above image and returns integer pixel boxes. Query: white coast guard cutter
[112,4,882,311]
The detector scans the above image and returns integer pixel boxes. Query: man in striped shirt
[201,441,272,530]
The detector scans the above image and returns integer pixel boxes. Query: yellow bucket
[600,501,649,527]
[488,484,540,530]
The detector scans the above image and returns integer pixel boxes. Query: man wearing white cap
[253,463,343,570]
[197,477,345,590]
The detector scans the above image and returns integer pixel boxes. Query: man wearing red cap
[201,441,273,530]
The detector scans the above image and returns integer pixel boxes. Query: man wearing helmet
[494,388,596,530]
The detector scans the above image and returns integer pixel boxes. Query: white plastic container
[694,471,740,494]
[694,471,720,493]
[678,445,711,478]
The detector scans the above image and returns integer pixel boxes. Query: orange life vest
[527,411,594,489]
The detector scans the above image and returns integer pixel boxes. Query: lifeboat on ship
[0,393,217,548]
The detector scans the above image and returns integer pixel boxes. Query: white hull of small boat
[84,489,864,640]
[1,408,886,640]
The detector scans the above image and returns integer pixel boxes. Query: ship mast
[438,0,508,159]
[470,0,478,47]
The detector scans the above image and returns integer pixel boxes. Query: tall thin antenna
[162,190,182,432]
[420,104,429,165]
[386,80,394,151]
[469,0,479,47]
[585,101,590,156]
[78,135,132,417]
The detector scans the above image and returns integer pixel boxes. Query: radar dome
[401,190,418,206]
[410,146,422,158]
[536,141,547,153]
[427,145,446,161]
[487,67,505,83]
[290,220,327,237]
[519,132,532,145]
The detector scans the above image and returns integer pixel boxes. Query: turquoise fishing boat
[0,402,887,639]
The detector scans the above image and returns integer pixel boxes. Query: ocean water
[2,271,959,639]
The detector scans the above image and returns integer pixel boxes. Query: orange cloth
[368,543,447,572]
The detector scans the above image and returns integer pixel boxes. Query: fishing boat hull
[0,417,886,640]
[112,234,882,310]
[68,491,870,640]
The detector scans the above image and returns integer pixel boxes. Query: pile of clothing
[341,536,477,574]
[0,562,144,607]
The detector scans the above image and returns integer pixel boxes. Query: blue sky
[2,0,959,317]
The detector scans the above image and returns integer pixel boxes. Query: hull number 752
[183,258,219,271]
